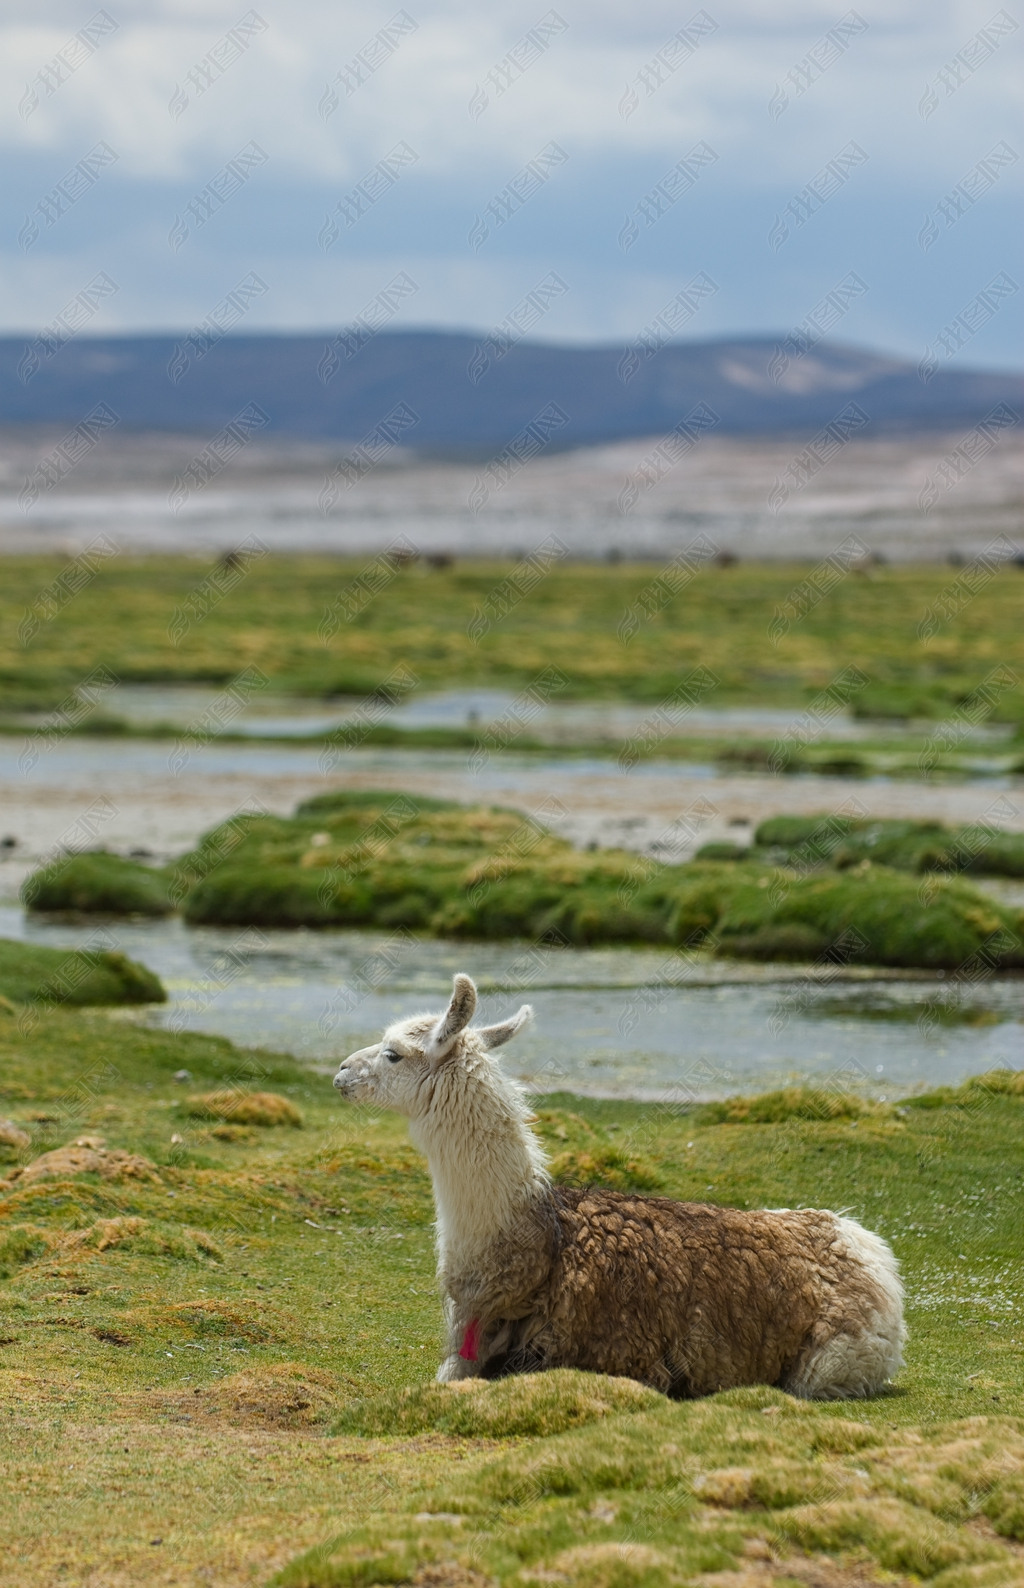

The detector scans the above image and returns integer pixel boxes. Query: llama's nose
[333,1065,350,1092]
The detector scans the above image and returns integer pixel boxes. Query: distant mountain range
[0,330,1020,454]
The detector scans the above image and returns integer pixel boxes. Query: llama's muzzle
[334,1043,378,1094]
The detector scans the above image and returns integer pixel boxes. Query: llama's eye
[384,1050,402,1064]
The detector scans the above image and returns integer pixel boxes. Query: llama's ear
[426,973,478,1059]
[477,1004,533,1050]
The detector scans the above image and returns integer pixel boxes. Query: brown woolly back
[460,1186,902,1400]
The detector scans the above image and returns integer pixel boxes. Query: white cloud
[0,1,1020,353]
[3,1,1020,183]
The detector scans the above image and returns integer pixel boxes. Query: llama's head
[333,973,532,1118]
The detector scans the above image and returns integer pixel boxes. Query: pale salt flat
[1,429,1021,561]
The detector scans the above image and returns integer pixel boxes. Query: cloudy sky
[2,1,1021,364]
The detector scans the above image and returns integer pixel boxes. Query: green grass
[21,849,174,916]
[67,793,1022,970]
[4,554,1024,720]
[4,717,1017,781]
[0,936,166,1006]
[6,554,1024,779]
[744,814,1024,878]
[2,705,1020,780]
[23,794,1024,970]
[1,1003,1023,1585]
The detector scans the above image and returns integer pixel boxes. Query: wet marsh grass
[748,816,1024,879]
[0,935,166,1006]
[21,849,175,917]
[0,1002,1022,1583]
[4,555,1024,722]
[3,715,1017,781]
[28,795,1022,971]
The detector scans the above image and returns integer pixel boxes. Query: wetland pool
[11,682,1015,745]
[3,909,1020,1101]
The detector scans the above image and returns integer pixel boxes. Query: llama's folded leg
[437,1351,480,1381]
[436,1303,482,1381]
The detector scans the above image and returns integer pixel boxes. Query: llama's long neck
[410,1053,549,1276]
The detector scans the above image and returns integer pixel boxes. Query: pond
[3,908,1019,1102]
[14,682,1015,744]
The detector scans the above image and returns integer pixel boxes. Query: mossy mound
[700,1087,870,1125]
[0,1215,223,1277]
[18,794,1024,970]
[158,1298,278,1341]
[168,793,1024,971]
[184,1090,303,1127]
[693,840,748,861]
[775,1496,984,1576]
[21,849,173,915]
[173,1363,345,1428]
[67,1216,224,1264]
[11,1141,163,1185]
[755,813,860,849]
[294,789,459,819]
[549,1145,665,1191]
[0,1222,50,1278]
[904,1067,1024,1110]
[0,937,166,1006]
[753,813,1024,877]
[711,866,1022,969]
[0,1118,30,1152]
[290,1405,1024,1588]
[336,1370,661,1439]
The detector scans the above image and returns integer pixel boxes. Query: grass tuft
[10,1141,163,1186]
[78,793,1023,971]
[775,1497,984,1576]
[0,1214,224,1275]
[64,1215,225,1263]
[337,1371,662,1440]
[0,1223,50,1278]
[0,937,166,1006]
[700,1088,871,1125]
[984,1478,1024,1542]
[184,1090,303,1127]
[21,850,173,916]
[177,1362,348,1428]
[549,1146,666,1191]
[0,1117,30,1153]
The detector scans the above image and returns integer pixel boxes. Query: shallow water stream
[3,730,1022,1099]
[21,682,1013,746]
[11,681,1017,747]
[3,908,1020,1101]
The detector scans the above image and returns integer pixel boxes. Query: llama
[333,974,905,1399]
